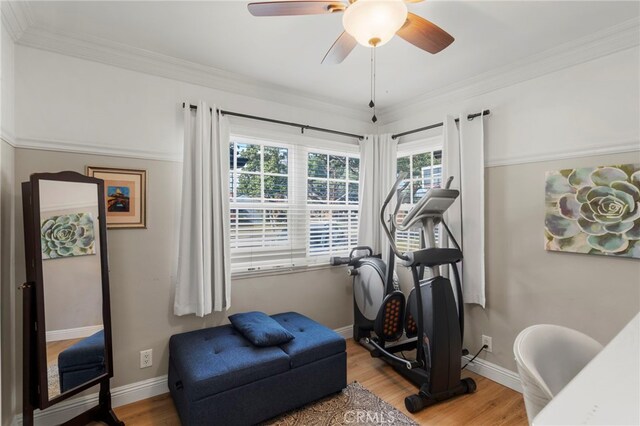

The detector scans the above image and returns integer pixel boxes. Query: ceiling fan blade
[321,31,357,64]
[248,1,346,16]
[396,12,454,54]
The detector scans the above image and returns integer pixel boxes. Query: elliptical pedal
[374,291,405,342]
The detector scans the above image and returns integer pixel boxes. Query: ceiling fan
[247,0,454,64]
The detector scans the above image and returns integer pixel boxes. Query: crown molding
[8,8,638,136]
[379,17,640,124]
[0,1,34,41]
[15,25,373,124]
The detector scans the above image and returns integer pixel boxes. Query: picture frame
[86,167,147,229]
[545,163,639,258]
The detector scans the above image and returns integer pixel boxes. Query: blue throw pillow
[229,311,295,347]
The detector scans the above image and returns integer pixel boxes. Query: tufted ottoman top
[272,312,346,368]
[169,312,345,401]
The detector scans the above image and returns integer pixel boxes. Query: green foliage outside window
[232,142,289,201]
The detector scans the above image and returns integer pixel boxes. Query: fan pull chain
[370,46,377,123]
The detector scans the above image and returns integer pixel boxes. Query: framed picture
[545,163,639,258]
[86,167,147,229]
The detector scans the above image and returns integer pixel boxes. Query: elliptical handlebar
[329,246,375,266]
[445,176,454,189]
[380,174,411,262]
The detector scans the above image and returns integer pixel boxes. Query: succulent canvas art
[41,212,96,259]
[545,164,640,258]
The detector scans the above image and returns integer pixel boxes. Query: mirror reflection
[39,180,106,400]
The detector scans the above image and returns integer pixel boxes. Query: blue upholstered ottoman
[169,312,347,425]
[58,330,106,393]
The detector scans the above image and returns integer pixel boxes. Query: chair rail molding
[486,139,640,168]
[14,135,182,162]
[1,127,17,147]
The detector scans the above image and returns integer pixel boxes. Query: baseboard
[12,325,353,425]
[337,323,522,394]
[12,375,168,426]
[11,326,521,425]
[334,325,353,340]
[45,325,103,342]
[462,355,523,393]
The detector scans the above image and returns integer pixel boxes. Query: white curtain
[443,113,486,307]
[358,134,398,261]
[174,101,231,317]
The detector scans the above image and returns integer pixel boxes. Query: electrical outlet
[140,349,152,368]
[481,335,492,353]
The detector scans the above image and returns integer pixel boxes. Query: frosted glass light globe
[342,0,408,47]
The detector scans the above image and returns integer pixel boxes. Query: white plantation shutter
[229,135,360,273]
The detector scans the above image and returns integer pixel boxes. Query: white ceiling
[23,1,640,113]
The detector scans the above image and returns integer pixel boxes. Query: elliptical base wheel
[404,393,436,413]
[404,394,425,413]
[462,377,477,393]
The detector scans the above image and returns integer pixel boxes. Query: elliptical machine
[331,175,476,412]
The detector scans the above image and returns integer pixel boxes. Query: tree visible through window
[229,137,359,273]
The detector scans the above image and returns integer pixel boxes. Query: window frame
[228,131,360,275]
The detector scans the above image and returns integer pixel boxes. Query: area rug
[47,363,61,398]
[263,382,417,425]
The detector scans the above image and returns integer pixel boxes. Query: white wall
[15,46,370,160]
[6,44,364,421]
[386,47,640,372]
[382,47,639,165]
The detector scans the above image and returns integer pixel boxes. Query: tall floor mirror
[21,171,123,425]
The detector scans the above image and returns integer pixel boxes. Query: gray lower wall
[4,146,640,420]
[466,150,640,371]
[1,140,16,426]
[397,150,640,371]
[8,148,353,415]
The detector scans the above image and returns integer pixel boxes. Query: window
[396,148,443,252]
[229,141,290,254]
[229,136,359,273]
[307,152,360,256]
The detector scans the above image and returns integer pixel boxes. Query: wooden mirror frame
[21,171,123,425]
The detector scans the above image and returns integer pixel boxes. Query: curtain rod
[391,110,491,140]
[182,103,364,140]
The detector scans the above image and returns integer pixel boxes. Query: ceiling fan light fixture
[342,0,408,47]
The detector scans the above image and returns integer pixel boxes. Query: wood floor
[110,340,527,425]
